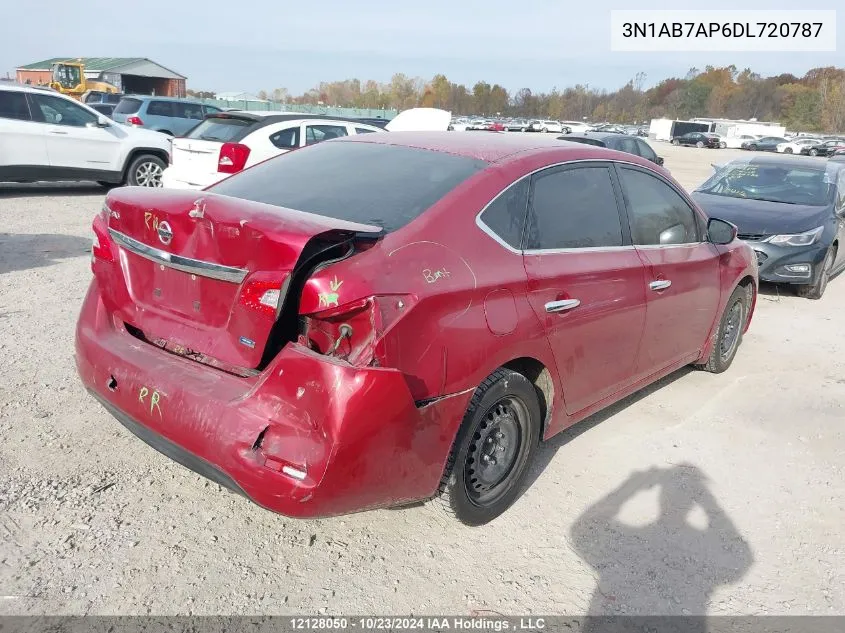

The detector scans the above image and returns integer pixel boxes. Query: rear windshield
[114,98,142,114]
[209,140,487,231]
[184,116,254,142]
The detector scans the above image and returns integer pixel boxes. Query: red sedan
[76,133,758,525]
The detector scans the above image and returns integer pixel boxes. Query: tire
[125,154,165,187]
[541,127,548,133]
[695,285,748,373]
[748,144,758,151]
[672,139,680,145]
[784,147,793,154]
[809,148,818,156]
[696,141,705,148]
[719,141,727,149]
[797,246,835,300]
[437,368,541,526]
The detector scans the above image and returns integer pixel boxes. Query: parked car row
[448,117,646,136]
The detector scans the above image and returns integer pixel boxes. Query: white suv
[0,83,171,187]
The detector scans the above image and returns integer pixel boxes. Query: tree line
[189,65,845,132]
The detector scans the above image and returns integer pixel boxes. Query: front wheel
[695,285,748,374]
[719,141,727,149]
[126,154,165,187]
[696,141,705,148]
[809,148,818,156]
[797,247,835,300]
[438,368,541,526]
[671,139,680,145]
[748,144,758,151]
[784,147,793,154]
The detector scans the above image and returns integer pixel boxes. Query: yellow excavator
[47,60,120,101]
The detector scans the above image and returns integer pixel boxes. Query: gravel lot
[1,142,843,616]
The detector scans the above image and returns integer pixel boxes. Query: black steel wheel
[695,285,749,373]
[438,368,541,525]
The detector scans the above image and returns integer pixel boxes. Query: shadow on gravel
[570,464,753,628]
[0,233,91,274]
[0,183,105,198]
[524,367,694,489]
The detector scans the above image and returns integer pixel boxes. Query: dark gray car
[692,155,845,299]
[559,132,665,166]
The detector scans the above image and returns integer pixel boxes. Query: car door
[522,162,648,415]
[616,164,721,376]
[0,90,50,178]
[28,92,123,174]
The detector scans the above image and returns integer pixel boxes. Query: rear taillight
[126,115,144,126]
[217,143,251,174]
[239,278,283,317]
[302,294,415,367]
[91,215,114,264]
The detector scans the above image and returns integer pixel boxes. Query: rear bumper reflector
[109,228,248,283]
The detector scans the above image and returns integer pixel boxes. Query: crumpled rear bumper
[75,279,472,518]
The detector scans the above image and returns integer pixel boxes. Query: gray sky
[0,0,840,94]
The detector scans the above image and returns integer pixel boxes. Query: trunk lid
[101,187,380,370]
[171,114,258,173]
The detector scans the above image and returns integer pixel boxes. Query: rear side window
[114,98,142,114]
[173,102,204,120]
[0,91,31,121]
[525,166,623,250]
[184,117,254,142]
[270,126,300,149]
[209,141,487,232]
[147,101,173,117]
[480,179,529,249]
[619,167,699,245]
[305,124,348,145]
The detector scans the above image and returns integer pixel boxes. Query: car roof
[120,95,206,103]
[0,82,60,94]
[564,132,631,142]
[729,154,838,170]
[331,131,658,166]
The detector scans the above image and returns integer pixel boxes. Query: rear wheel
[695,285,748,373]
[126,154,165,187]
[672,139,680,145]
[719,141,727,149]
[438,368,541,526]
[748,144,758,151]
[797,247,835,300]
[784,147,793,154]
[809,148,819,156]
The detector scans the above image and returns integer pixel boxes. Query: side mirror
[707,218,738,245]
[97,115,110,127]
[656,156,665,166]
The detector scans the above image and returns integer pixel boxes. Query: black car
[741,136,788,152]
[692,155,845,299]
[801,139,845,157]
[671,132,721,148]
[559,132,664,166]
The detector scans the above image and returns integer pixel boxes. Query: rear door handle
[545,299,581,313]
[649,280,672,291]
